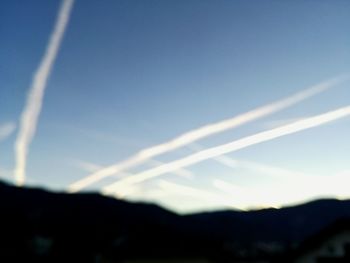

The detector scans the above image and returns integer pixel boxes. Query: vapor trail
[101,105,350,192]
[68,76,347,192]
[14,0,75,186]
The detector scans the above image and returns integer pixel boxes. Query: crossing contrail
[100,105,350,193]
[68,75,347,192]
[14,0,75,186]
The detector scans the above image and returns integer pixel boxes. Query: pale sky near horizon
[1,0,350,213]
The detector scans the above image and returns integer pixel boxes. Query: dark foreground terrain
[1,181,350,262]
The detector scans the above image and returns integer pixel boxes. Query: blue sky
[1,0,350,213]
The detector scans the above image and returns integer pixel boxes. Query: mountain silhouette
[0,181,218,262]
[188,198,350,245]
[1,180,350,262]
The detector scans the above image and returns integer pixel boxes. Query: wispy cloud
[100,105,350,192]
[0,122,16,142]
[14,0,75,186]
[230,159,312,180]
[102,159,195,195]
[73,159,133,181]
[190,143,312,180]
[68,76,347,192]
[74,160,103,173]
[74,157,195,182]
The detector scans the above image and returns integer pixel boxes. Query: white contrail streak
[101,105,350,192]
[68,75,347,192]
[14,0,75,186]
[0,122,16,142]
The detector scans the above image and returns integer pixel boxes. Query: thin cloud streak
[73,159,195,196]
[14,0,74,186]
[191,143,312,180]
[75,160,102,173]
[102,159,195,195]
[0,122,16,142]
[68,75,347,192]
[102,105,350,192]
[231,159,313,179]
[73,160,132,180]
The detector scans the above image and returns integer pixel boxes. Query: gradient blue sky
[1,0,350,213]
